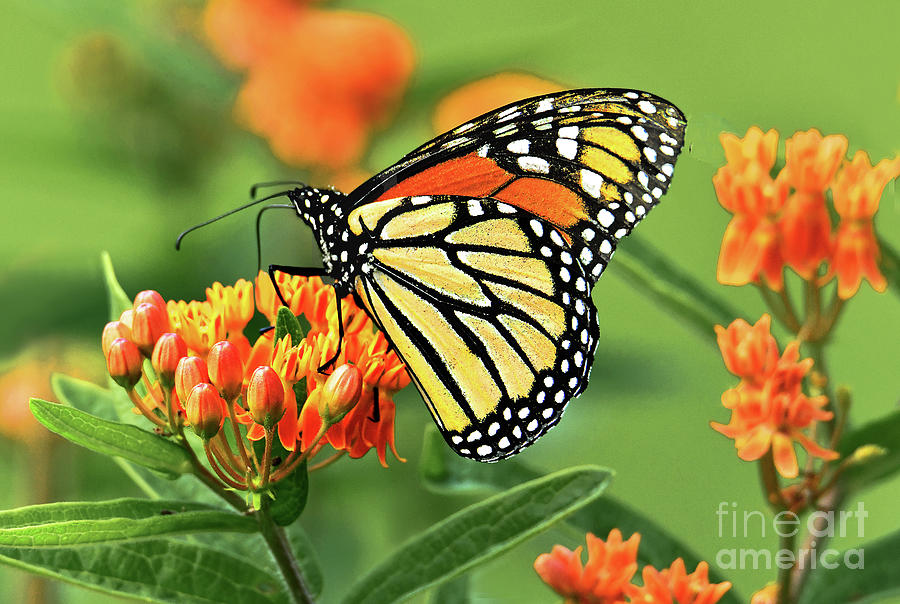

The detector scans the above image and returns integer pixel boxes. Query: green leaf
[798,529,900,604]
[30,398,192,477]
[419,427,738,602]
[837,410,900,493]
[879,237,900,304]
[343,465,612,604]
[274,306,306,347]
[101,251,132,321]
[0,538,285,604]
[0,498,255,547]
[614,236,743,346]
[51,373,137,424]
[285,523,324,598]
[270,459,309,526]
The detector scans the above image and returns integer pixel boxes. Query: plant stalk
[257,499,314,604]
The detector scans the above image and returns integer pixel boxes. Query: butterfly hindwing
[348,195,599,461]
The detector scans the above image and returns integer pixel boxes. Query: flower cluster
[102,272,409,491]
[711,315,838,479]
[202,0,415,188]
[714,127,899,299]
[534,529,731,604]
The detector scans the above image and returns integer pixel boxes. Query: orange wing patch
[493,177,588,229]
[375,153,514,201]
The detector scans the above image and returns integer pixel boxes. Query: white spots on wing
[625,211,636,223]
[598,209,615,228]
[455,122,475,133]
[638,171,650,188]
[644,147,657,162]
[636,205,646,217]
[559,266,571,282]
[476,444,492,456]
[527,419,539,432]
[532,116,554,130]
[494,123,517,136]
[662,163,674,177]
[536,98,554,113]
[556,138,578,160]
[560,251,573,265]
[580,169,604,199]
[467,430,482,442]
[411,195,431,205]
[574,351,584,367]
[554,390,565,404]
[575,277,587,292]
[638,100,657,114]
[518,156,550,174]
[599,239,613,255]
[579,247,593,264]
[615,228,627,239]
[544,375,554,387]
[498,437,511,449]
[467,199,484,216]
[536,391,546,404]
[477,144,490,157]
[558,125,579,139]
[616,116,633,125]
[530,219,544,236]
[660,145,675,156]
[518,407,530,419]
[549,229,564,246]
[624,91,639,99]
[582,227,596,241]
[507,139,530,154]
[513,426,522,438]
[497,202,516,214]
[559,104,582,113]
[575,299,585,315]
[488,422,500,436]
[451,435,463,444]
[652,187,663,199]
[667,116,679,128]
[540,246,552,257]
[542,407,554,419]
[631,125,649,142]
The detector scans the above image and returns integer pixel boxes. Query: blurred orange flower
[712,317,838,478]
[715,126,897,299]
[828,150,900,298]
[750,583,778,604]
[626,559,732,604]
[433,72,562,134]
[203,0,414,179]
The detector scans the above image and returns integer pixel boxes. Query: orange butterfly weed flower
[534,529,640,604]
[167,299,227,359]
[626,559,732,604]
[828,150,900,298]
[433,72,563,134]
[203,0,414,174]
[778,131,848,279]
[720,126,778,172]
[712,317,838,478]
[713,155,789,289]
[714,314,779,384]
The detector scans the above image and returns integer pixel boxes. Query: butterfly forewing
[348,195,598,461]
[348,89,686,285]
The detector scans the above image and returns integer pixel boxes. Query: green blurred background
[2,0,899,602]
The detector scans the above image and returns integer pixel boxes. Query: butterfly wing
[348,195,598,461]
[347,88,686,283]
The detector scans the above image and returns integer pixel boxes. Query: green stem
[776,527,797,604]
[257,499,314,604]
[759,451,787,510]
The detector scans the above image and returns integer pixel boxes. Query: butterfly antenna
[255,203,294,272]
[249,180,306,199]
[175,190,292,250]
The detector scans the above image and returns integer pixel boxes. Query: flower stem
[126,389,167,428]
[309,450,345,472]
[260,426,275,487]
[759,451,787,510]
[225,398,256,476]
[204,443,246,490]
[776,528,797,604]
[256,498,314,604]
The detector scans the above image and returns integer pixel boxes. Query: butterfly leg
[368,387,380,423]
[317,289,343,374]
[267,264,328,308]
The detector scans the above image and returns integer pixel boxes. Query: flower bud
[131,302,170,357]
[134,289,167,312]
[247,366,285,427]
[175,356,210,404]
[119,309,134,329]
[151,333,188,389]
[207,340,244,400]
[318,364,362,424]
[106,337,143,389]
[101,320,131,356]
[186,383,226,440]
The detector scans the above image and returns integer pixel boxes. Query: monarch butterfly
[183,88,686,462]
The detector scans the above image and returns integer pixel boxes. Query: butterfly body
[284,88,686,462]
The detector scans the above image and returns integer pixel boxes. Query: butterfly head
[287,186,356,293]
